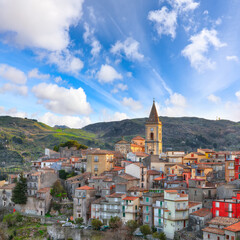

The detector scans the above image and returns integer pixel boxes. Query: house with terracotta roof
[125,162,148,188]
[73,185,96,223]
[86,150,114,176]
[190,208,212,232]
[141,191,164,228]
[122,196,140,223]
[164,190,189,239]
[224,221,240,240]
[183,152,206,166]
[91,193,126,225]
[202,217,239,240]
[0,183,15,208]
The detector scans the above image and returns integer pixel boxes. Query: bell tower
[145,100,162,155]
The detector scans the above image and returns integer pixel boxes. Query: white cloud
[110,37,144,61]
[32,83,92,115]
[0,0,84,51]
[97,64,122,84]
[0,106,27,118]
[111,83,128,94]
[0,64,27,84]
[99,109,129,122]
[168,0,199,12]
[28,68,50,80]
[203,10,208,15]
[39,112,91,128]
[126,72,132,78]
[207,94,221,103]
[54,76,67,84]
[83,23,101,57]
[46,50,84,75]
[148,7,177,39]
[235,91,240,101]
[0,83,28,96]
[182,28,226,71]
[226,55,239,62]
[122,97,142,111]
[165,93,186,107]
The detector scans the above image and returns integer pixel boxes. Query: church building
[145,100,162,155]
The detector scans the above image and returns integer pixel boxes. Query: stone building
[145,100,162,155]
[73,185,96,223]
[0,183,15,208]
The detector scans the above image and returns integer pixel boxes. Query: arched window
[150,132,154,140]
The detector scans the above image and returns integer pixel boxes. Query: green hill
[1,115,240,170]
[0,116,107,169]
[83,116,240,152]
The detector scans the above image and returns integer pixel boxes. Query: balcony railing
[164,214,188,221]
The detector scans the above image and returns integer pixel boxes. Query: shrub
[75,217,84,225]
[140,225,151,237]
[3,212,22,227]
[109,216,122,229]
[126,220,138,235]
[92,219,103,230]
[11,173,27,204]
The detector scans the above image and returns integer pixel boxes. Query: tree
[11,173,27,204]
[126,220,138,235]
[50,180,66,200]
[92,219,103,230]
[153,232,167,240]
[109,216,122,229]
[75,217,84,225]
[140,225,151,238]
[3,212,22,227]
[59,170,68,180]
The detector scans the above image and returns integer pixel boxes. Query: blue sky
[0,0,240,128]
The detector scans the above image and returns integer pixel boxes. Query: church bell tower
[145,100,162,155]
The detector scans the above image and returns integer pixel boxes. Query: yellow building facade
[86,150,114,176]
[145,100,162,155]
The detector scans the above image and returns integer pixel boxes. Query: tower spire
[147,99,160,123]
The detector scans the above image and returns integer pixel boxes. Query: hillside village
[1,101,240,240]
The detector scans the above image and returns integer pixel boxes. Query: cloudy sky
[0,0,240,128]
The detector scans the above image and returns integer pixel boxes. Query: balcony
[140,201,152,205]
[94,168,98,172]
[175,207,189,211]
[164,214,188,221]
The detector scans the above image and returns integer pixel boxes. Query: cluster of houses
[1,101,240,239]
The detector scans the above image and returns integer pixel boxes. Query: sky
[0,0,240,128]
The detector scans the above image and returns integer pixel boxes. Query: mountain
[1,115,240,171]
[83,116,240,152]
[0,116,107,170]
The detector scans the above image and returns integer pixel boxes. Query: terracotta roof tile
[188,201,202,208]
[208,217,239,226]
[224,221,240,232]
[202,227,225,235]
[76,185,94,190]
[123,196,139,201]
[190,208,211,217]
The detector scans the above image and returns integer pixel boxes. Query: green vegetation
[92,219,103,230]
[11,173,27,204]
[53,140,88,152]
[140,225,151,238]
[59,170,77,180]
[126,220,138,235]
[75,217,84,225]
[1,213,48,239]
[153,232,167,240]
[109,216,122,229]
[50,180,66,200]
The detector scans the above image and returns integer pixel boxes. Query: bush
[109,216,122,229]
[75,217,84,225]
[126,220,138,235]
[140,225,151,237]
[51,180,66,200]
[153,232,167,240]
[3,212,22,227]
[92,219,103,230]
[59,170,68,180]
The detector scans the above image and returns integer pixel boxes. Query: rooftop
[202,227,225,235]
[224,221,240,232]
[76,185,95,190]
[190,208,211,217]
[188,201,202,208]
[123,196,139,201]
[208,217,239,226]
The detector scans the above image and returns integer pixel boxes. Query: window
[208,234,210,238]
[123,213,125,217]
[216,202,219,208]
[158,218,161,225]
[94,156,99,162]
[146,215,149,222]
[146,197,149,203]
[216,210,219,216]
[226,235,229,240]
[146,206,149,212]
[159,209,161,216]
[231,236,235,240]
[150,132,154,140]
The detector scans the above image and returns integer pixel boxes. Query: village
[1,101,240,240]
